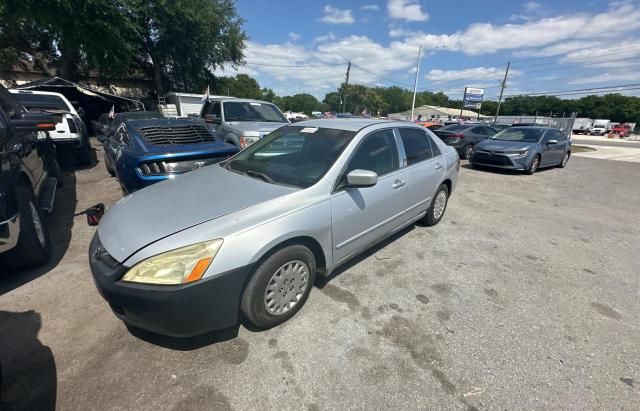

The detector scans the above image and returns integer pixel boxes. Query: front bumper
[89,234,253,337]
[470,151,529,170]
[0,213,20,253]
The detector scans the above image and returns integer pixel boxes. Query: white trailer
[572,118,593,134]
[166,92,227,117]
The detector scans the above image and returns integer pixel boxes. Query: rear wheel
[462,144,474,159]
[0,185,51,269]
[47,156,64,188]
[558,151,570,168]
[241,245,316,329]
[422,184,449,226]
[76,138,91,166]
[525,155,540,175]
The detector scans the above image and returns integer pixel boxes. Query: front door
[541,130,564,165]
[331,129,408,264]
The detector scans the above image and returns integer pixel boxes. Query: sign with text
[463,87,484,109]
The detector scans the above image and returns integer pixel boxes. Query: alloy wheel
[30,202,46,247]
[433,190,447,220]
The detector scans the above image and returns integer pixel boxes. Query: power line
[507,42,640,66]
[245,62,346,67]
[503,82,640,97]
[350,63,414,88]
[511,46,640,69]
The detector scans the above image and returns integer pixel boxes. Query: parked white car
[10,89,91,164]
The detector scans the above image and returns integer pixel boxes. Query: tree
[132,0,246,94]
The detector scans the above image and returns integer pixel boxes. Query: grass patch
[572,145,596,153]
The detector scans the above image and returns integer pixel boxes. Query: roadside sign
[463,87,484,108]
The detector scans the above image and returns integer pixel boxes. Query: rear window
[14,93,70,111]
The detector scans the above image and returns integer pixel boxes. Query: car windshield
[223,101,287,122]
[14,93,70,111]
[491,128,544,142]
[122,112,162,121]
[224,125,356,188]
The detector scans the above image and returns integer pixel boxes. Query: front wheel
[462,144,474,159]
[0,185,52,269]
[241,245,316,329]
[422,184,449,226]
[557,151,570,168]
[525,155,540,175]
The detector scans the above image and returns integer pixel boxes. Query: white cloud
[288,32,301,41]
[387,0,429,22]
[313,32,337,44]
[388,27,420,38]
[568,71,640,84]
[319,5,355,24]
[361,4,380,11]
[426,67,521,83]
[525,2,542,13]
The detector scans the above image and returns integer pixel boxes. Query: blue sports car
[99,118,240,194]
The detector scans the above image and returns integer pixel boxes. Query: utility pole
[410,46,422,122]
[494,61,510,123]
[341,61,351,114]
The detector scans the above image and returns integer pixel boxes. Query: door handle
[392,179,405,189]
[435,163,443,170]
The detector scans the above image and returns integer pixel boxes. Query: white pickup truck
[10,89,91,164]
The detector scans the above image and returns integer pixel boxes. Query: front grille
[138,124,215,146]
[473,153,512,166]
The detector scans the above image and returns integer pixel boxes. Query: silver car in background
[89,119,459,337]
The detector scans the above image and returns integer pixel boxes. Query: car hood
[477,140,535,152]
[225,121,287,134]
[98,164,298,263]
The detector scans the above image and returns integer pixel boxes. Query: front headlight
[122,239,223,285]
[506,150,529,158]
[240,135,260,148]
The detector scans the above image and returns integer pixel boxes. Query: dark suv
[0,85,61,269]
[433,124,499,159]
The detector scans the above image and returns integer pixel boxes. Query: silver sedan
[89,119,460,337]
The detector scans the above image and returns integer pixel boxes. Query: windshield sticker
[300,127,319,133]
[250,102,261,106]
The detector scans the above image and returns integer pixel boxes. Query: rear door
[397,127,445,220]
[331,129,408,264]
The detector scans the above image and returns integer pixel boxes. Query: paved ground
[572,135,640,148]
[1,142,639,410]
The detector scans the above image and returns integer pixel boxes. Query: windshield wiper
[245,170,274,183]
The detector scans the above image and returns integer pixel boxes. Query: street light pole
[410,46,422,122]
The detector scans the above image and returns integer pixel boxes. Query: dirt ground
[1,141,639,410]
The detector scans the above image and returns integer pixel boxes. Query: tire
[525,155,540,175]
[0,185,52,269]
[76,138,91,166]
[47,156,64,188]
[422,184,449,226]
[462,144,474,159]
[241,245,316,329]
[558,151,570,168]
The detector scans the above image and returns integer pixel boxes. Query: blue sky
[218,0,640,100]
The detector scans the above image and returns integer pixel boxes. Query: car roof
[288,118,419,132]
[10,89,68,98]
[508,126,557,131]
[212,98,275,104]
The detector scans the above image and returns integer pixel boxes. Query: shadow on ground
[0,310,57,410]
[0,147,100,296]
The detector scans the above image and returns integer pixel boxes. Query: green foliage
[1,0,246,94]
[482,94,640,123]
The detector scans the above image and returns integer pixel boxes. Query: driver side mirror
[204,114,221,124]
[547,139,558,145]
[346,169,378,188]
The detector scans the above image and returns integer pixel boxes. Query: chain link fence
[494,115,576,136]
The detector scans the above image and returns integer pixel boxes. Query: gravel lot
[1,141,639,410]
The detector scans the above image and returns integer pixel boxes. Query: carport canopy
[16,77,144,123]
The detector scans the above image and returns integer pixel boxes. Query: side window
[427,134,441,157]
[398,128,434,165]
[555,130,566,141]
[344,130,399,178]
[212,102,221,118]
[471,126,484,134]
